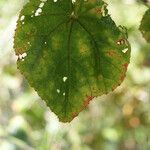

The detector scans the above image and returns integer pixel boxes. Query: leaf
[14,0,131,122]
[140,8,150,43]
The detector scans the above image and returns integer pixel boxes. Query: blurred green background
[0,0,150,150]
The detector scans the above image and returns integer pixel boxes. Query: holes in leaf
[101,3,108,17]
[20,15,25,25]
[39,2,45,8]
[18,52,27,61]
[27,42,31,45]
[122,48,128,53]
[35,8,42,16]
[63,77,67,82]
[56,89,60,93]
[20,15,25,21]
[34,0,48,17]
[116,38,127,45]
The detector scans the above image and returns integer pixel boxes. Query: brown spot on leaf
[106,50,121,59]
[123,63,128,70]
[106,51,117,57]
[83,96,94,108]
[112,85,117,91]
[72,112,78,119]
[120,75,125,82]
[95,8,102,15]
[71,96,94,120]
[78,40,89,54]
[15,48,25,55]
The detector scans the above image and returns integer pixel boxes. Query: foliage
[14,0,131,122]
[140,8,150,42]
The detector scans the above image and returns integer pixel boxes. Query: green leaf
[140,8,150,43]
[14,0,131,122]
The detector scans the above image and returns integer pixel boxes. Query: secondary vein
[76,19,107,93]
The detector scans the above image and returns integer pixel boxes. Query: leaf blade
[14,0,131,122]
[140,8,150,43]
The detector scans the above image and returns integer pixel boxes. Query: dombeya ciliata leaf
[14,0,131,122]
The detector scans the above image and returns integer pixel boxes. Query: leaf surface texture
[14,0,131,122]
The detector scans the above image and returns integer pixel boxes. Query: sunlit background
[0,0,150,150]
